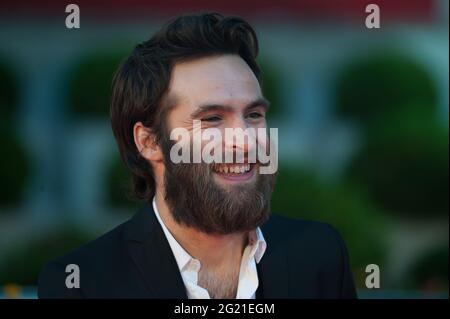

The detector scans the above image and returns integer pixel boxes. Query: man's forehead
[167,55,262,107]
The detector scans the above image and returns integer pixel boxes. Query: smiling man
[38,13,357,299]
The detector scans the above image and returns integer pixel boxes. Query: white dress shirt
[152,197,267,299]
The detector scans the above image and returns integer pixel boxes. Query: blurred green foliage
[336,52,448,217]
[106,154,138,210]
[68,48,130,118]
[333,52,448,289]
[0,126,30,208]
[347,105,449,216]
[0,61,29,208]
[0,60,19,121]
[335,53,437,127]
[0,226,94,285]
[271,166,389,287]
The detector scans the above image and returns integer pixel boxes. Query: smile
[212,163,256,182]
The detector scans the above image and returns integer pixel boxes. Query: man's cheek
[257,129,278,175]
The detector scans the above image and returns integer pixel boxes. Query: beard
[160,135,277,235]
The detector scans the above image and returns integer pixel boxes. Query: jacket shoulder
[263,213,357,298]
[263,213,346,249]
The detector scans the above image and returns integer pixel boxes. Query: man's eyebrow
[190,98,270,119]
[245,97,270,112]
[190,104,234,119]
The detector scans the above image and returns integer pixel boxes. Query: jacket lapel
[124,203,188,298]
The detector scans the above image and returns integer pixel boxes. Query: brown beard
[160,135,277,235]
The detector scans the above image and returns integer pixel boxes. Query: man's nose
[223,117,257,155]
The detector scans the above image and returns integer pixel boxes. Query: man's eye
[247,112,264,119]
[202,116,222,122]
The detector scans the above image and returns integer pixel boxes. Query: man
[38,13,356,299]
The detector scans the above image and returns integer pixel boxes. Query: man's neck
[154,191,247,270]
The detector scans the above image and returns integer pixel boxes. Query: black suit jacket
[38,204,357,298]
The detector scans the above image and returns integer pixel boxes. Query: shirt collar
[152,197,267,272]
[253,227,267,264]
[152,198,193,271]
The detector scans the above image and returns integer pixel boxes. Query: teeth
[214,164,252,174]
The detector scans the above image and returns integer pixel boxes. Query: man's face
[160,54,276,234]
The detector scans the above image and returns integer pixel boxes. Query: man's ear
[133,122,164,163]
